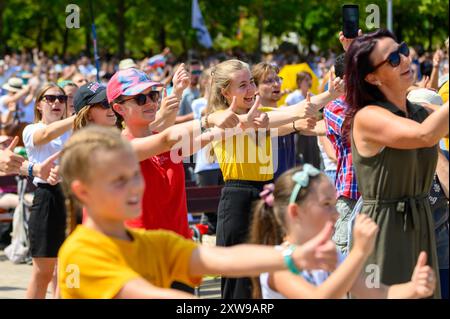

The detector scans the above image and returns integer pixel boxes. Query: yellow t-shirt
[58,225,201,299]
[212,107,274,182]
[438,81,449,150]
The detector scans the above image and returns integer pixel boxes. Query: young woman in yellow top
[57,125,339,298]
[203,59,344,298]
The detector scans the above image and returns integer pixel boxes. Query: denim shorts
[332,196,357,255]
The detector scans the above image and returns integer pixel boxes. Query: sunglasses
[42,95,68,104]
[91,99,110,109]
[372,42,410,70]
[118,91,161,106]
[191,70,202,75]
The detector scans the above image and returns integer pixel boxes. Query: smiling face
[88,104,117,127]
[257,69,282,105]
[288,176,338,243]
[113,87,159,127]
[36,87,66,124]
[73,148,144,222]
[222,68,257,113]
[365,37,414,91]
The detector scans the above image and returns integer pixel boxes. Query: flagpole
[89,0,100,82]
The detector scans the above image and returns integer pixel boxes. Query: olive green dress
[351,100,441,298]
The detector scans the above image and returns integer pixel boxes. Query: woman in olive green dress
[344,29,449,298]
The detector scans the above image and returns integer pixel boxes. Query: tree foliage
[0,0,448,58]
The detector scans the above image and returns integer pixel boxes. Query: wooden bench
[186,185,223,214]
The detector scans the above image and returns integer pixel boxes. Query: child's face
[299,77,312,92]
[223,69,257,111]
[297,176,338,241]
[77,149,144,221]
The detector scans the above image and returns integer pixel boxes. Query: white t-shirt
[191,97,219,173]
[260,247,345,299]
[285,90,306,106]
[318,137,337,172]
[23,122,71,185]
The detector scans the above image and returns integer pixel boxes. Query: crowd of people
[0,29,448,299]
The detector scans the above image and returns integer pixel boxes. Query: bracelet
[282,244,301,275]
[204,113,211,128]
[292,121,300,133]
[28,162,35,178]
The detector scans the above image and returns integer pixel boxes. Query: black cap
[73,82,108,113]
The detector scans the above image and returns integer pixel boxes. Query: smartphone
[342,4,359,39]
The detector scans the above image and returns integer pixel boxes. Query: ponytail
[65,194,79,236]
[249,184,284,299]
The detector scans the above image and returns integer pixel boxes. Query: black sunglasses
[42,95,68,104]
[372,42,410,70]
[118,91,161,106]
[90,99,110,109]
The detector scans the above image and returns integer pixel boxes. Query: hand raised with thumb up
[207,96,241,129]
[410,251,436,299]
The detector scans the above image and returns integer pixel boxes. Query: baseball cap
[73,82,108,113]
[106,68,162,103]
[407,88,444,106]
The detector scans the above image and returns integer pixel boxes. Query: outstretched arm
[31,115,75,146]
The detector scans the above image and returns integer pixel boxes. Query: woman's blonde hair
[34,83,67,123]
[60,125,133,235]
[72,105,93,131]
[206,59,250,114]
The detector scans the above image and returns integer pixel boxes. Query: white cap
[407,88,444,106]
[119,58,137,70]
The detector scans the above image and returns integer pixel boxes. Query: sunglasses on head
[118,91,161,106]
[372,42,410,70]
[42,95,68,104]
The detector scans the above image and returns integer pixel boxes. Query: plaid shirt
[323,96,360,200]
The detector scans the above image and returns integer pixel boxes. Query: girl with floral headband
[250,164,436,299]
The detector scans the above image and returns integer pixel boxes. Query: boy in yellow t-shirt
[57,126,337,299]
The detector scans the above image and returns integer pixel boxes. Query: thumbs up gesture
[207,96,241,129]
[243,96,269,129]
[410,252,436,298]
[0,136,26,176]
[294,221,338,272]
[328,68,345,97]
[33,151,60,180]
[298,92,317,119]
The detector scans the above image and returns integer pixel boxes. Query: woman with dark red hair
[344,29,448,298]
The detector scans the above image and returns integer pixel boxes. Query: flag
[192,0,213,48]
[147,54,166,69]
